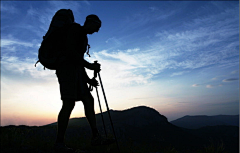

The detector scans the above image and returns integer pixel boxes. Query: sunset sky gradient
[1,1,239,126]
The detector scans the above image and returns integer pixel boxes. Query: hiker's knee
[82,94,94,106]
[62,99,75,110]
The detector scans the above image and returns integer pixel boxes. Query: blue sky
[1,1,239,126]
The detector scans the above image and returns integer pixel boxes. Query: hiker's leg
[56,100,75,143]
[82,95,99,137]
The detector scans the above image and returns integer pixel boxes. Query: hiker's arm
[83,67,99,86]
[82,60,92,69]
[83,68,99,86]
[82,60,100,71]
[67,24,100,71]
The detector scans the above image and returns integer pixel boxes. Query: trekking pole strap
[89,85,93,91]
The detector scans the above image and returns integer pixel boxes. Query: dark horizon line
[1,113,239,127]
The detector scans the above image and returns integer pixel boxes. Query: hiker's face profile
[86,21,101,34]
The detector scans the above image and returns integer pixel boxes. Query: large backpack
[35,9,75,70]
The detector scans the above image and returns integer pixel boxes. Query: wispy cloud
[105,37,122,46]
[222,78,239,82]
[1,55,56,82]
[90,49,154,87]
[206,85,214,88]
[1,36,40,59]
[1,2,19,14]
[24,5,56,33]
[192,83,225,88]
[1,39,34,48]
[93,23,238,87]
[92,46,179,84]
[231,70,239,74]
[120,5,177,34]
[155,5,238,68]
[192,84,200,87]
[211,77,218,80]
[92,4,238,85]
[48,1,83,11]
[149,6,158,12]
[170,71,189,77]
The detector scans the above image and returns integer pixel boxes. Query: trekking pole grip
[93,60,98,79]
[89,61,98,91]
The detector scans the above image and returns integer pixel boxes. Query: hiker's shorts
[56,64,91,101]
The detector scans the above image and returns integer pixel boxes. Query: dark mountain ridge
[39,106,207,151]
[43,106,238,152]
[170,114,239,129]
[46,106,168,127]
[1,106,239,153]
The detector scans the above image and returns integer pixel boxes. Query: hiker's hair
[84,14,101,26]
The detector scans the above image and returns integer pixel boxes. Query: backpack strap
[34,60,46,70]
[86,44,91,57]
[35,60,39,67]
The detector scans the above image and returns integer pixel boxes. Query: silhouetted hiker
[53,14,115,152]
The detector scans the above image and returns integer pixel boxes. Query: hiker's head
[84,14,101,34]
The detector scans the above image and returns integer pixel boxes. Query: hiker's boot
[91,134,116,146]
[54,142,75,153]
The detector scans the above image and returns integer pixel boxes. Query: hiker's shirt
[56,23,89,81]
[64,23,88,67]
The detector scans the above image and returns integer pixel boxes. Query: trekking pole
[92,61,108,137]
[95,87,108,137]
[97,71,120,153]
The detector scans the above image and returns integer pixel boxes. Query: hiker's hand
[89,78,99,87]
[91,62,101,72]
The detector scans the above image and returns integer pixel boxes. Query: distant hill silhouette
[46,106,168,127]
[170,115,239,129]
[43,106,206,149]
[1,106,239,153]
[43,106,238,152]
